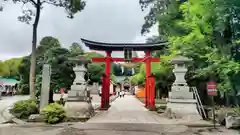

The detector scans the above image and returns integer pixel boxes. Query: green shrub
[11,100,38,119]
[41,103,66,124]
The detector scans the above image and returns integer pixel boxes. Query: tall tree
[18,36,65,95]
[69,42,84,57]
[140,0,240,105]
[43,47,75,102]
[39,36,61,49]
[2,0,86,100]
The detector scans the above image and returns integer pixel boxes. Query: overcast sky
[0,0,158,60]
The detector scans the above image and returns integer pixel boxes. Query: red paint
[105,51,111,77]
[144,51,151,108]
[145,79,148,107]
[145,51,151,77]
[207,81,216,89]
[111,58,125,62]
[99,51,112,110]
[207,81,217,96]
[105,77,110,108]
[148,76,155,109]
[100,76,110,110]
[100,76,105,109]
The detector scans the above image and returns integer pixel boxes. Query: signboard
[207,81,217,128]
[207,81,217,96]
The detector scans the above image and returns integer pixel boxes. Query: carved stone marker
[40,64,51,112]
[65,55,94,118]
[166,56,201,120]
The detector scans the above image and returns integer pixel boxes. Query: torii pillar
[144,51,156,110]
[100,51,111,110]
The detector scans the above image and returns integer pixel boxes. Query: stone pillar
[40,64,51,111]
[166,56,201,120]
[65,63,94,118]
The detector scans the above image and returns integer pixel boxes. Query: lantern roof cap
[171,55,192,64]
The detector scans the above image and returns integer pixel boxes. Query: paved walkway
[87,95,159,123]
[2,95,238,135]
[0,95,29,123]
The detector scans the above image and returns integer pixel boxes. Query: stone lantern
[65,55,94,119]
[171,55,192,87]
[166,55,201,120]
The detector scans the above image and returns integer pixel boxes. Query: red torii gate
[81,38,167,110]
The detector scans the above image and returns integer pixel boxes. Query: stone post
[40,64,51,112]
[166,56,201,120]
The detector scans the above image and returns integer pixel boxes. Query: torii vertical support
[144,51,157,109]
[99,51,112,110]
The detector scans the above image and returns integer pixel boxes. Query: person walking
[119,91,122,98]
[122,90,125,98]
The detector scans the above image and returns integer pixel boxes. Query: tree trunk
[29,3,41,100]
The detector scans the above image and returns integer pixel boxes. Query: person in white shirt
[119,91,122,98]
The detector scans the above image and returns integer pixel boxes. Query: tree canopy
[15,36,112,95]
[135,0,240,105]
[69,42,85,57]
